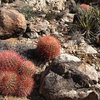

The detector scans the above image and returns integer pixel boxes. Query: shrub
[72,6,100,43]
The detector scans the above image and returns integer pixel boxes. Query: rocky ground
[0,0,100,100]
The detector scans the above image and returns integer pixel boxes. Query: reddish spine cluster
[17,74,34,97]
[0,71,18,95]
[0,50,37,97]
[0,50,23,72]
[37,35,61,60]
[19,60,37,76]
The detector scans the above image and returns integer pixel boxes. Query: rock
[62,13,74,23]
[29,18,49,33]
[52,54,98,83]
[78,63,98,83]
[0,8,26,37]
[54,54,81,63]
[66,39,98,54]
[82,91,98,100]
[39,53,100,100]
[26,0,66,11]
[79,39,98,54]
[26,32,39,39]
[40,70,98,100]
[85,45,98,54]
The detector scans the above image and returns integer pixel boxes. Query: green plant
[37,35,61,60]
[73,6,100,42]
[0,50,23,72]
[20,6,45,20]
[20,6,35,20]
[17,74,34,97]
[0,71,18,95]
[19,60,37,76]
[93,7,100,23]
[45,13,55,20]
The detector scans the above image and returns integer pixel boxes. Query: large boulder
[0,8,26,37]
[40,54,99,100]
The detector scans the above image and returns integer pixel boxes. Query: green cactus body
[19,60,37,76]
[0,50,23,72]
[0,71,18,95]
[37,35,61,60]
[17,74,34,97]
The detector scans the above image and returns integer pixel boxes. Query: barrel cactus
[0,71,18,95]
[17,74,34,97]
[19,60,37,76]
[0,50,23,72]
[37,35,61,60]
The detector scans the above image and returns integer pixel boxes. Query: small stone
[26,32,39,39]
[86,45,98,54]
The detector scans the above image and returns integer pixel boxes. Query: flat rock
[26,0,66,11]
[54,53,81,63]
[78,63,98,83]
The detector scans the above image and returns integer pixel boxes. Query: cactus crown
[19,60,37,76]
[37,35,61,60]
[17,74,34,97]
[0,50,23,72]
[0,71,18,95]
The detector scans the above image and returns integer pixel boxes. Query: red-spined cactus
[0,71,18,95]
[17,74,34,97]
[80,4,90,11]
[37,35,61,60]
[0,50,23,72]
[19,60,37,76]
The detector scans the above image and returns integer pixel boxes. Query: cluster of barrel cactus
[0,35,61,97]
[0,50,36,97]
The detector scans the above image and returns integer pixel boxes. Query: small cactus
[0,71,18,95]
[19,60,37,76]
[17,74,34,97]
[80,4,90,11]
[37,35,61,60]
[0,50,23,72]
